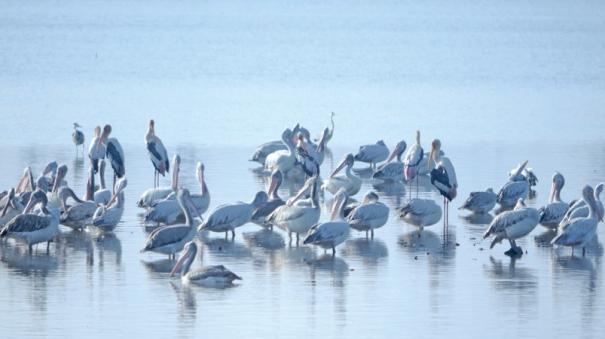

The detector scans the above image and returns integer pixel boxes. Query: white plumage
[538,172,569,229]
[265,129,297,174]
[198,191,268,238]
[170,241,241,287]
[459,188,497,214]
[322,153,361,196]
[398,198,442,230]
[303,189,350,256]
[346,191,389,236]
[354,140,389,169]
[484,198,539,256]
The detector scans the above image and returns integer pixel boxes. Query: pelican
[509,165,538,187]
[0,189,60,253]
[88,125,110,174]
[484,198,540,256]
[137,154,180,208]
[459,188,497,214]
[93,160,111,205]
[322,153,361,196]
[346,191,389,237]
[403,131,424,196]
[354,140,389,170]
[104,124,126,188]
[267,176,321,244]
[59,166,98,230]
[198,191,268,239]
[303,189,350,256]
[398,198,442,230]
[296,128,329,177]
[552,185,602,256]
[170,241,241,287]
[559,183,604,228]
[141,189,199,259]
[428,139,457,229]
[91,178,127,232]
[145,161,210,225]
[372,140,407,181]
[537,172,569,229]
[72,123,84,153]
[251,170,285,229]
[146,119,170,188]
[497,161,530,209]
[265,129,297,174]
[251,140,287,165]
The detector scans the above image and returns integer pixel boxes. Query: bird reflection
[461,213,494,226]
[306,254,349,282]
[0,244,59,276]
[533,229,557,248]
[243,229,285,251]
[199,234,252,259]
[141,258,177,274]
[344,238,388,263]
[170,281,197,321]
[91,232,122,266]
[484,256,537,291]
[398,230,442,254]
[372,181,406,208]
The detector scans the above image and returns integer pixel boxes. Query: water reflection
[461,213,494,226]
[343,238,388,263]
[533,229,557,248]
[0,244,59,276]
[306,254,349,282]
[141,258,177,274]
[484,256,538,291]
[199,234,252,259]
[243,229,285,251]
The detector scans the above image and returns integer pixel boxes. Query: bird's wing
[4,214,51,233]
[348,203,388,224]
[188,265,241,281]
[106,139,125,177]
[143,225,191,250]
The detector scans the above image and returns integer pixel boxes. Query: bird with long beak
[560,183,604,228]
[354,140,390,170]
[322,153,361,196]
[91,177,128,232]
[346,191,389,238]
[303,188,351,256]
[0,189,60,254]
[537,172,569,229]
[137,154,181,208]
[141,188,200,259]
[403,130,424,197]
[88,125,109,174]
[251,170,285,229]
[267,176,321,244]
[497,161,530,209]
[428,139,457,232]
[72,122,85,154]
[170,241,241,287]
[484,198,539,257]
[552,185,602,256]
[146,119,170,188]
[373,140,407,181]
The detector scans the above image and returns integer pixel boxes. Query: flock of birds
[0,115,603,287]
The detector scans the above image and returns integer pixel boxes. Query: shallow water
[1,0,605,338]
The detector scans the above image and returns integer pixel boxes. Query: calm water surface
[1,0,605,338]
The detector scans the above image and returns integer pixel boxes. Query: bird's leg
[371,229,374,239]
[296,233,300,246]
[231,230,235,239]
[113,173,117,194]
[571,247,575,257]
[365,230,368,238]
[332,247,336,257]
[416,175,419,198]
[29,244,32,255]
[46,240,51,253]
[582,247,586,257]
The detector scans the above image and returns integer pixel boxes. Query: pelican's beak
[386,148,398,163]
[170,247,191,277]
[514,160,529,177]
[172,166,179,191]
[107,193,118,207]
[287,179,313,206]
[549,182,556,202]
[16,167,32,194]
[23,196,38,215]
[330,158,348,178]
[268,176,279,197]
[428,147,435,170]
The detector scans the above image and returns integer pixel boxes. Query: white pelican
[198,191,268,239]
[403,130,424,196]
[296,128,329,177]
[93,160,111,205]
[251,170,285,229]
[322,153,361,196]
[145,119,170,188]
[137,154,180,208]
[537,172,569,229]
[265,129,296,174]
[398,198,442,230]
[91,178,127,232]
[145,161,210,225]
[303,189,350,256]
[59,166,98,230]
[509,165,538,187]
[346,191,389,237]
[0,189,60,253]
[104,124,126,188]
[354,140,389,170]
[72,123,84,153]
[552,185,601,256]
[559,183,604,228]
[170,241,241,287]
[428,139,457,229]
[88,125,110,174]
[497,161,530,209]
[251,140,287,165]
[372,140,407,181]
[267,176,321,244]
[141,189,199,259]
[483,198,539,256]
[459,188,497,214]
